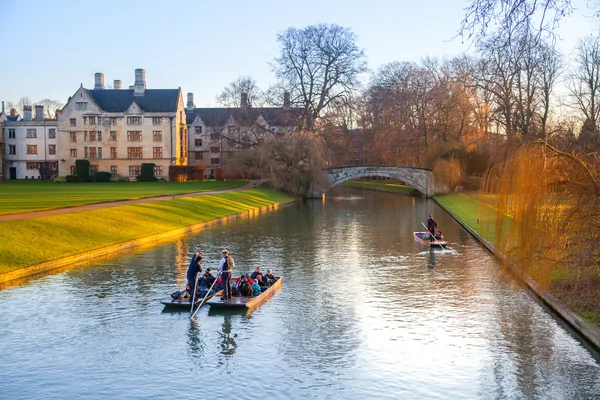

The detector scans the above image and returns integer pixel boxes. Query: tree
[217,76,264,108]
[37,98,64,119]
[567,35,600,147]
[15,97,32,115]
[272,23,368,131]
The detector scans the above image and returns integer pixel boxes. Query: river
[1,187,599,399]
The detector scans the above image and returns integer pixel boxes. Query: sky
[0,0,598,109]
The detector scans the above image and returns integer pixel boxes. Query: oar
[191,271,221,320]
[422,222,443,247]
[189,272,200,313]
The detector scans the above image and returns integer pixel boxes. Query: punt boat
[206,276,283,309]
[161,291,214,309]
[414,231,447,248]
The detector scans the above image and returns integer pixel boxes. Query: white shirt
[218,255,235,273]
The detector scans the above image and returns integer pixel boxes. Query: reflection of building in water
[175,239,194,287]
[186,320,206,363]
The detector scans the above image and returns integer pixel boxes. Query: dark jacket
[186,254,202,282]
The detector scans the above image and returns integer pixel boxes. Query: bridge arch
[309,165,435,198]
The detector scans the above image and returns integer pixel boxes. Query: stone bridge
[308,165,435,198]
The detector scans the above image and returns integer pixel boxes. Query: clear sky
[0,0,597,108]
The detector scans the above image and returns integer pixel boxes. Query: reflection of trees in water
[186,319,206,364]
[217,313,238,360]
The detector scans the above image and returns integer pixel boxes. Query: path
[0,180,266,222]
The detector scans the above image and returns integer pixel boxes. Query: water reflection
[218,314,238,356]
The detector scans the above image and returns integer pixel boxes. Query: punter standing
[427,215,438,240]
[218,249,234,301]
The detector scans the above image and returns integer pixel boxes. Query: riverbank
[0,188,294,284]
[435,192,600,350]
[342,180,415,194]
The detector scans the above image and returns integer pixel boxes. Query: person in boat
[238,275,253,296]
[264,269,276,286]
[434,231,444,241]
[250,267,263,280]
[218,249,234,301]
[255,274,267,290]
[199,268,215,288]
[186,251,203,297]
[427,215,438,240]
[251,278,261,296]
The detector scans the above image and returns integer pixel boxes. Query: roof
[6,115,21,121]
[186,107,303,127]
[86,88,180,113]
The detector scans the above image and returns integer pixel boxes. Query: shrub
[433,158,463,194]
[75,159,90,182]
[53,176,67,183]
[93,171,112,182]
[137,163,157,182]
[116,174,130,182]
[215,166,225,181]
[66,175,78,183]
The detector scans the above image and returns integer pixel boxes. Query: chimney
[129,85,134,90]
[134,68,146,96]
[94,72,105,90]
[10,108,17,116]
[186,93,195,110]
[1,101,4,115]
[35,105,44,120]
[240,92,248,109]
[114,80,122,89]
[23,105,32,121]
[283,92,290,108]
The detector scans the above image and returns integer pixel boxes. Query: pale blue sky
[0,0,597,108]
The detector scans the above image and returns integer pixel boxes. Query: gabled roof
[186,107,303,127]
[85,89,181,113]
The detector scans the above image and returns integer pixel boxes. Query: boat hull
[206,276,283,309]
[414,231,447,248]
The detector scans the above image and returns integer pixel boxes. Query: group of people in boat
[170,248,277,302]
[427,215,444,241]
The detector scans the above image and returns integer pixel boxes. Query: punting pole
[191,271,222,320]
[422,222,443,247]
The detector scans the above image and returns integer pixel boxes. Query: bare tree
[37,98,65,119]
[272,23,368,131]
[217,76,264,108]
[14,96,32,115]
[567,35,600,146]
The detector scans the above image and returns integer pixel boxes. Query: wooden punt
[206,276,283,309]
[161,292,214,309]
[414,231,447,248]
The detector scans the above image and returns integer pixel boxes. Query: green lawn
[0,180,247,215]
[0,188,293,274]
[343,180,415,194]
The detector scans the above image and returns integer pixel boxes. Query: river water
[1,188,599,399]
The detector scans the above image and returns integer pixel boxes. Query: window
[8,129,15,139]
[110,147,117,159]
[49,161,58,171]
[154,165,163,176]
[70,118,76,126]
[109,117,117,125]
[195,126,202,134]
[110,131,117,141]
[210,157,220,165]
[89,131,96,141]
[129,165,141,176]
[27,162,38,170]
[110,166,117,176]
[153,131,162,141]
[9,145,16,155]
[70,149,77,157]
[127,147,143,158]
[89,147,97,159]
[153,147,162,158]
[84,131,88,141]
[127,131,142,141]
[98,147,102,159]
[195,139,202,147]
[84,116,96,126]
[70,166,76,175]
[90,165,98,174]
[97,131,102,141]
[127,116,142,125]
[84,147,88,158]
[49,144,56,155]
[70,132,77,142]
[152,117,162,125]
[27,145,38,154]
[210,132,220,140]
[76,102,87,110]
[210,146,220,153]
[195,152,203,161]
[26,129,37,138]
[48,128,56,138]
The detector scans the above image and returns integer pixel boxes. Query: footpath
[435,193,600,352]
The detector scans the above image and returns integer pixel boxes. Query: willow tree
[482,141,600,310]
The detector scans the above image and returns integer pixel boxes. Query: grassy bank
[0,180,247,215]
[436,192,600,327]
[0,188,293,275]
[342,181,415,194]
